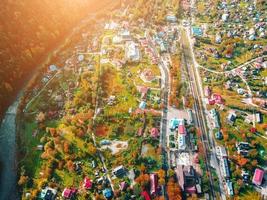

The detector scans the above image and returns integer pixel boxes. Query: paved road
[180,28,226,200]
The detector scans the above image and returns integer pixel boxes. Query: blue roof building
[139,101,146,110]
[49,65,58,72]
[192,27,203,37]
[103,188,112,199]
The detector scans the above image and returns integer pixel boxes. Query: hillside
[0,0,113,119]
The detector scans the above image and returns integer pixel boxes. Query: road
[180,28,226,200]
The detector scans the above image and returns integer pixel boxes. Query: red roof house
[150,173,158,195]
[141,191,151,200]
[213,94,223,104]
[150,128,160,138]
[83,177,93,189]
[62,188,77,199]
[208,98,215,105]
[178,125,186,135]
[252,168,264,186]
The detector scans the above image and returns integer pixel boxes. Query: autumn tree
[166,177,182,200]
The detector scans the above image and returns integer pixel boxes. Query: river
[0,1,120,199]
[0,96,20,200]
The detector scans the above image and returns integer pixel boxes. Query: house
[252,168,265,186]
[138,86,149,100]
[242,171,250,183]
[256,112,262,123]
[227,111,237,125]
[102,188,113,199]
[178,125,186,135]
[215,33,222,44]
[112,165,126,177]
[141,191,151,200]
[175,165,185,190]
[170,118,184,131]
[178,134,186,150]
[49,65,58,72]
[215,131,223,140]
[213,112,221,128]
[204,86,212,97]
[212,94,223,104]
[40,187,57,200]
[62,188,77,199]
[226,181,234,196]
[112,35,122,44]
[183,166,196,187]
[166,15,177,22]
[150,173,158,195]
[221,158,230,178]
[140,69,156,82]
[100,140,111,146]
[139,101,146,110]
[120,30,131,40]
[104,21,118,30]
[119,181,128,191]
[221,13,229,22]
[78,55,84,62]
[150,128,160,138]
[125,41,140,62]
[83,177,93,190]
[192,27,203,37]
[216,146,227,158]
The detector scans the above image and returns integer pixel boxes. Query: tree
[166,178,182,200]
[88,143,97,155]
[251,159,258,167]
[18,175,28,186]
[66,160,74,172]
[135,173,150,187]
[168,169,175,178]
[36,112,46,123]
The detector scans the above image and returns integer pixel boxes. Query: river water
[0,98,20,200]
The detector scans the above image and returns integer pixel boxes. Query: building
[83,177,93,190]
[210,109,221,128]
[221,158,230,178]
[103,188,113,199]
[39,187,57,200]
[256,112,262,123]
[216,146,227,158]
[150,128,160,138]
[125,41,140,62]
[178,125,186,135]
[139,101,146,110]
[252,168,264,186]
[192,27,203,37]
[141,191,151,200]
[227,111,237,125]
[166,15,177,22]
[204,86,212,97]
[178,134,186,150]
[62,188,77,199]
[150,173,158,195]
[226,181,234,196]
[175,165,185,190]
[112,165,126,177]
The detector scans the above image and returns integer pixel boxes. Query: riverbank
[0,1,121,199]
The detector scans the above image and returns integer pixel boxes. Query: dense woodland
[0,0,113,119]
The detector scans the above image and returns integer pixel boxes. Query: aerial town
[0,0,266,200]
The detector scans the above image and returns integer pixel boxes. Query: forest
[0,0,113,119]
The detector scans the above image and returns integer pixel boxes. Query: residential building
[252,168,264,186]
[150,173,158,195]
[125,41,140,62]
